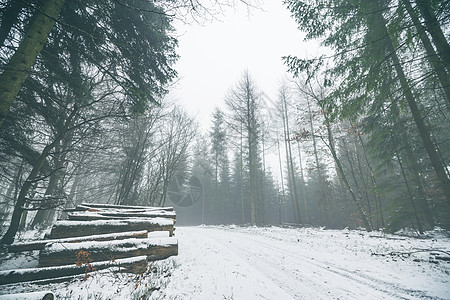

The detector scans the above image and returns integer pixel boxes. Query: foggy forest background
[1,0,449,245]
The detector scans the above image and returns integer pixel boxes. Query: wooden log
[67,210,176,221]
[8,230,149,252]
[49,218,175,239]
[39,237,178,267]
[78,203,174,211]
[0,256,148,285]
[0,291,54,300]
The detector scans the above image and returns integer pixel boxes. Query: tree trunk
[415,0,450,74]
[353,139,373,224]
[0,0,66,128]
[343,142,366,214]
[402,0,450,109]
[240,125,245,224]
[282,106,300,223]
[31,154,62,228]
[395,152,424,234]
[281,90,301,223]
[324,119,372,231]
[358,135,385,228]
[297,140,310,223]
[403,141,435,228]
[369,2,450,203]
[1,108,78,244]
[307,98,327,225]
[277,138,287,224]
[1,141,62,244]
[0,1,25,46]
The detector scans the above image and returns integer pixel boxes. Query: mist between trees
[1,0,449,244]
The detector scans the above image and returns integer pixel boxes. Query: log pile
[2,203,177,286]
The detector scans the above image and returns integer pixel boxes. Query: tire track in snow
[222,230,438,299]
[170,227,296,299]
[197,228,332,299]
[191,227,446,300]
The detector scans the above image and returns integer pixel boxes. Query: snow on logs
[67,210,176,221]
[49,218,175,239]
[39,236,178,267]
[2,204,177,286]
[8,230,149,252]
[76,203,174,211]
[0,256,149,285]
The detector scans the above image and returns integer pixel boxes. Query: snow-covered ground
[161,226,450,300]
[1,225,449,299]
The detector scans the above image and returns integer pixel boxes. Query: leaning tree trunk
[0,1,25,49]
[415,0,450,74]
[358,134,385,228]
[402,0,450,109]
[368,1,450,203]
[1,142,59,244]
[0,0,66,128]
[1,109,76,244]
[324,119,372,232]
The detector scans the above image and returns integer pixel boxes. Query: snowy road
[162,226,450,300]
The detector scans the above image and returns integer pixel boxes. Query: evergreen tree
[225,71,263,225]
[283,0,450,229]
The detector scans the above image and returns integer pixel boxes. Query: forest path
[162,226,449,299]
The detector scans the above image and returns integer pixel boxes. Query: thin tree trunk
[343,142,365,210]
[358,134,385,228]
[404,144,435,228]
[0,0,66,128]
[2,141,60,244]
[282,101,301,223]
[261,131,266,224]
[297,140,310,223]
[1,108,76,244]
[353,139,373,225]
[201,183,205,224]
[395,152,424,234]
[334,159,347,228]
[240,125,245,224]
[277,138,287,224]
[248,134,256,226]
[307,97,326,225]
[323,119,372,231]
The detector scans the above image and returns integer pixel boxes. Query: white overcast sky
[171,0,321,131]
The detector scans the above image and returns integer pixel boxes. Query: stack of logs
[1,203,177,286]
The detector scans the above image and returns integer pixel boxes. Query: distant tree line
[178,0,450,233]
